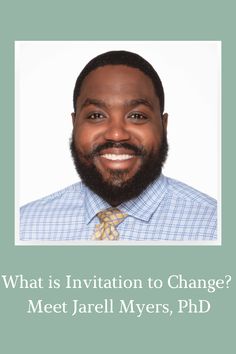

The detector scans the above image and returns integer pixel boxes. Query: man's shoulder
[20,182,83,215]
[150,176,217,240]
[166,177,217,208]
[20,182,88,241]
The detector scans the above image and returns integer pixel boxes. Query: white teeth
[101,154,133,161]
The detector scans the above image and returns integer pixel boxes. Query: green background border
[0,1,235,352]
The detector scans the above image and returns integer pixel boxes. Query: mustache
[86,142,147,158]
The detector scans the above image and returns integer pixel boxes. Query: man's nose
[103,116,131,141]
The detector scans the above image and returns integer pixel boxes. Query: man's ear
[71,112,76,126]
[162,113,168,132]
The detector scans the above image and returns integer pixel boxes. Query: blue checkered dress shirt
[20,175,217,241]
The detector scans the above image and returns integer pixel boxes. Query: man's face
[71,65,168,205]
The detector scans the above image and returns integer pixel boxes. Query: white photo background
[16,41,220,206]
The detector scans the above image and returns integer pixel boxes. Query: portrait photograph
[15,41,221,245]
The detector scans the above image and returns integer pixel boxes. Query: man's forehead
[77,65,158,103]
[80,64,152,84]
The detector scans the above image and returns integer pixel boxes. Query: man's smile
[97,147,137,162]
[94,148,141,172]
[100,153,134,161]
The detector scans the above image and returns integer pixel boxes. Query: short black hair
[73,50,165,114]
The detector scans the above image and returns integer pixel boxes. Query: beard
[70,134,168,206]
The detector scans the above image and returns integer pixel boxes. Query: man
[20,50,217,241]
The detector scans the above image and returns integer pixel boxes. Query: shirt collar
[84,174,168,224]
[84,186,111,224]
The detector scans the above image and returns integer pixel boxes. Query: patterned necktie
[92,208,128,240]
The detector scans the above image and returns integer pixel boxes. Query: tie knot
[97,207,128,226]
[92,208,128,240]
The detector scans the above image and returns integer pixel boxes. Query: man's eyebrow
[79,97,154,111]
[124,98,154,111]
[80,98,108,110]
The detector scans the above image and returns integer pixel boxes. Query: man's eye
[87,112,105,120]
[128,112,148,121]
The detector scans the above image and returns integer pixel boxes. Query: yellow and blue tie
[92,208,128,240]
